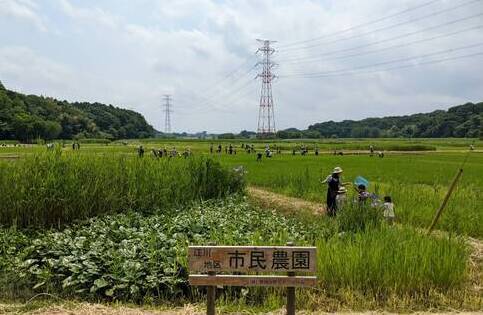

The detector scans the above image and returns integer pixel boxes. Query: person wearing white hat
[336,186,347,210]
[326,166,344,216]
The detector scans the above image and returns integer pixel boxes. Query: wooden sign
[188,244,317,315]
[189,274,317,287]
[189,246,317,273]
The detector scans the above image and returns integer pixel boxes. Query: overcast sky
[1,0,482,133]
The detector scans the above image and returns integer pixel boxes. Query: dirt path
[3,303,482,315]
[247,186,326,216]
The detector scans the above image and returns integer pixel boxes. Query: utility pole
[163,94,172,133]
[256,39,277,138]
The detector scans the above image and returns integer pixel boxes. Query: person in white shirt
[336,187,347,210]
[382,195,395,225]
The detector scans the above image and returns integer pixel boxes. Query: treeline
[0,82,155,141]
[277,102,482,139]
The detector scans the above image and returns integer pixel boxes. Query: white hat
[333,166,343,174]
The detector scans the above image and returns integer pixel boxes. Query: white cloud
[0,0,48,31]
[1,0,482,133]
[0,46,71,87]
[57,0,119,29]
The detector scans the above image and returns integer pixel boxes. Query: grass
[0,149,244,228]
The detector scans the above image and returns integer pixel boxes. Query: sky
[0,0,482,133]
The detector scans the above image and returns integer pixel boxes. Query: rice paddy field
[0,138,482,313]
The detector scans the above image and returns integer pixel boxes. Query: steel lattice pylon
[163,94,172,133]
[256,39,276,137]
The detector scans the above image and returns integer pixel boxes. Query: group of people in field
[206,143,387,161]
[138,146,192,158]
[323,166,396,223]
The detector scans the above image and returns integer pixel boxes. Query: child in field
[336,187,347,210]
[382,196,395,224]
[355,184,370,203]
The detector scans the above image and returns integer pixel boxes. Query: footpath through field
[248,186,326,215]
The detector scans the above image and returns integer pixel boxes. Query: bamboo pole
[427,168,463,234]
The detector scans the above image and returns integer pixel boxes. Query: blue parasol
[354,176,369,188]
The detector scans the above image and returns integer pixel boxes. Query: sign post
[206,270,215,315]
[188,244,317,314]
[286,242,295,315]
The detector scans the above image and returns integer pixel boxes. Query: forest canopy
[277,102,482,139]
[0,82,155,141]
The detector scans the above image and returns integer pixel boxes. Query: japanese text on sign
[189,246,316,273]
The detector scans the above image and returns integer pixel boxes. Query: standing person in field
[336,187,347,210]
[137,145,144,157]
[210,143,213,154]
[325,167,346,217]
[382,196,395,225]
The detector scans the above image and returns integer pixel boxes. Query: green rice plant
[0,151,244,228]
[336,202,383,233]
[316,225,469,297]
[221,152,482,237]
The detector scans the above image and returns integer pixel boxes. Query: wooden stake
[286,242,295,315]
[428,168,463,234]
[207,242,216,315]
[207,271,216,315]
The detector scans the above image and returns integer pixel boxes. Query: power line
[185,55,256,102]
[175,54,257,114]
[278,0,441,48]
[197,79,258,116]
[280,42,483,77]
[200,77,257,113]
[175,77,257,116]
[187,67,257,112]
[279,50,483,79]
[278,15,483,65]
[278,0,481,55]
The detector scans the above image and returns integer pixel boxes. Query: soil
[247,186,326,215]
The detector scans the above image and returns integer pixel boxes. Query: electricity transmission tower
[163,95,172,133]
[256,39,277,137]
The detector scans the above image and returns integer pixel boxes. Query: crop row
[0,150,244,228]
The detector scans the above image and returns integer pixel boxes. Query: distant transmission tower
[163,94,172,133]
[256,39,277,137]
